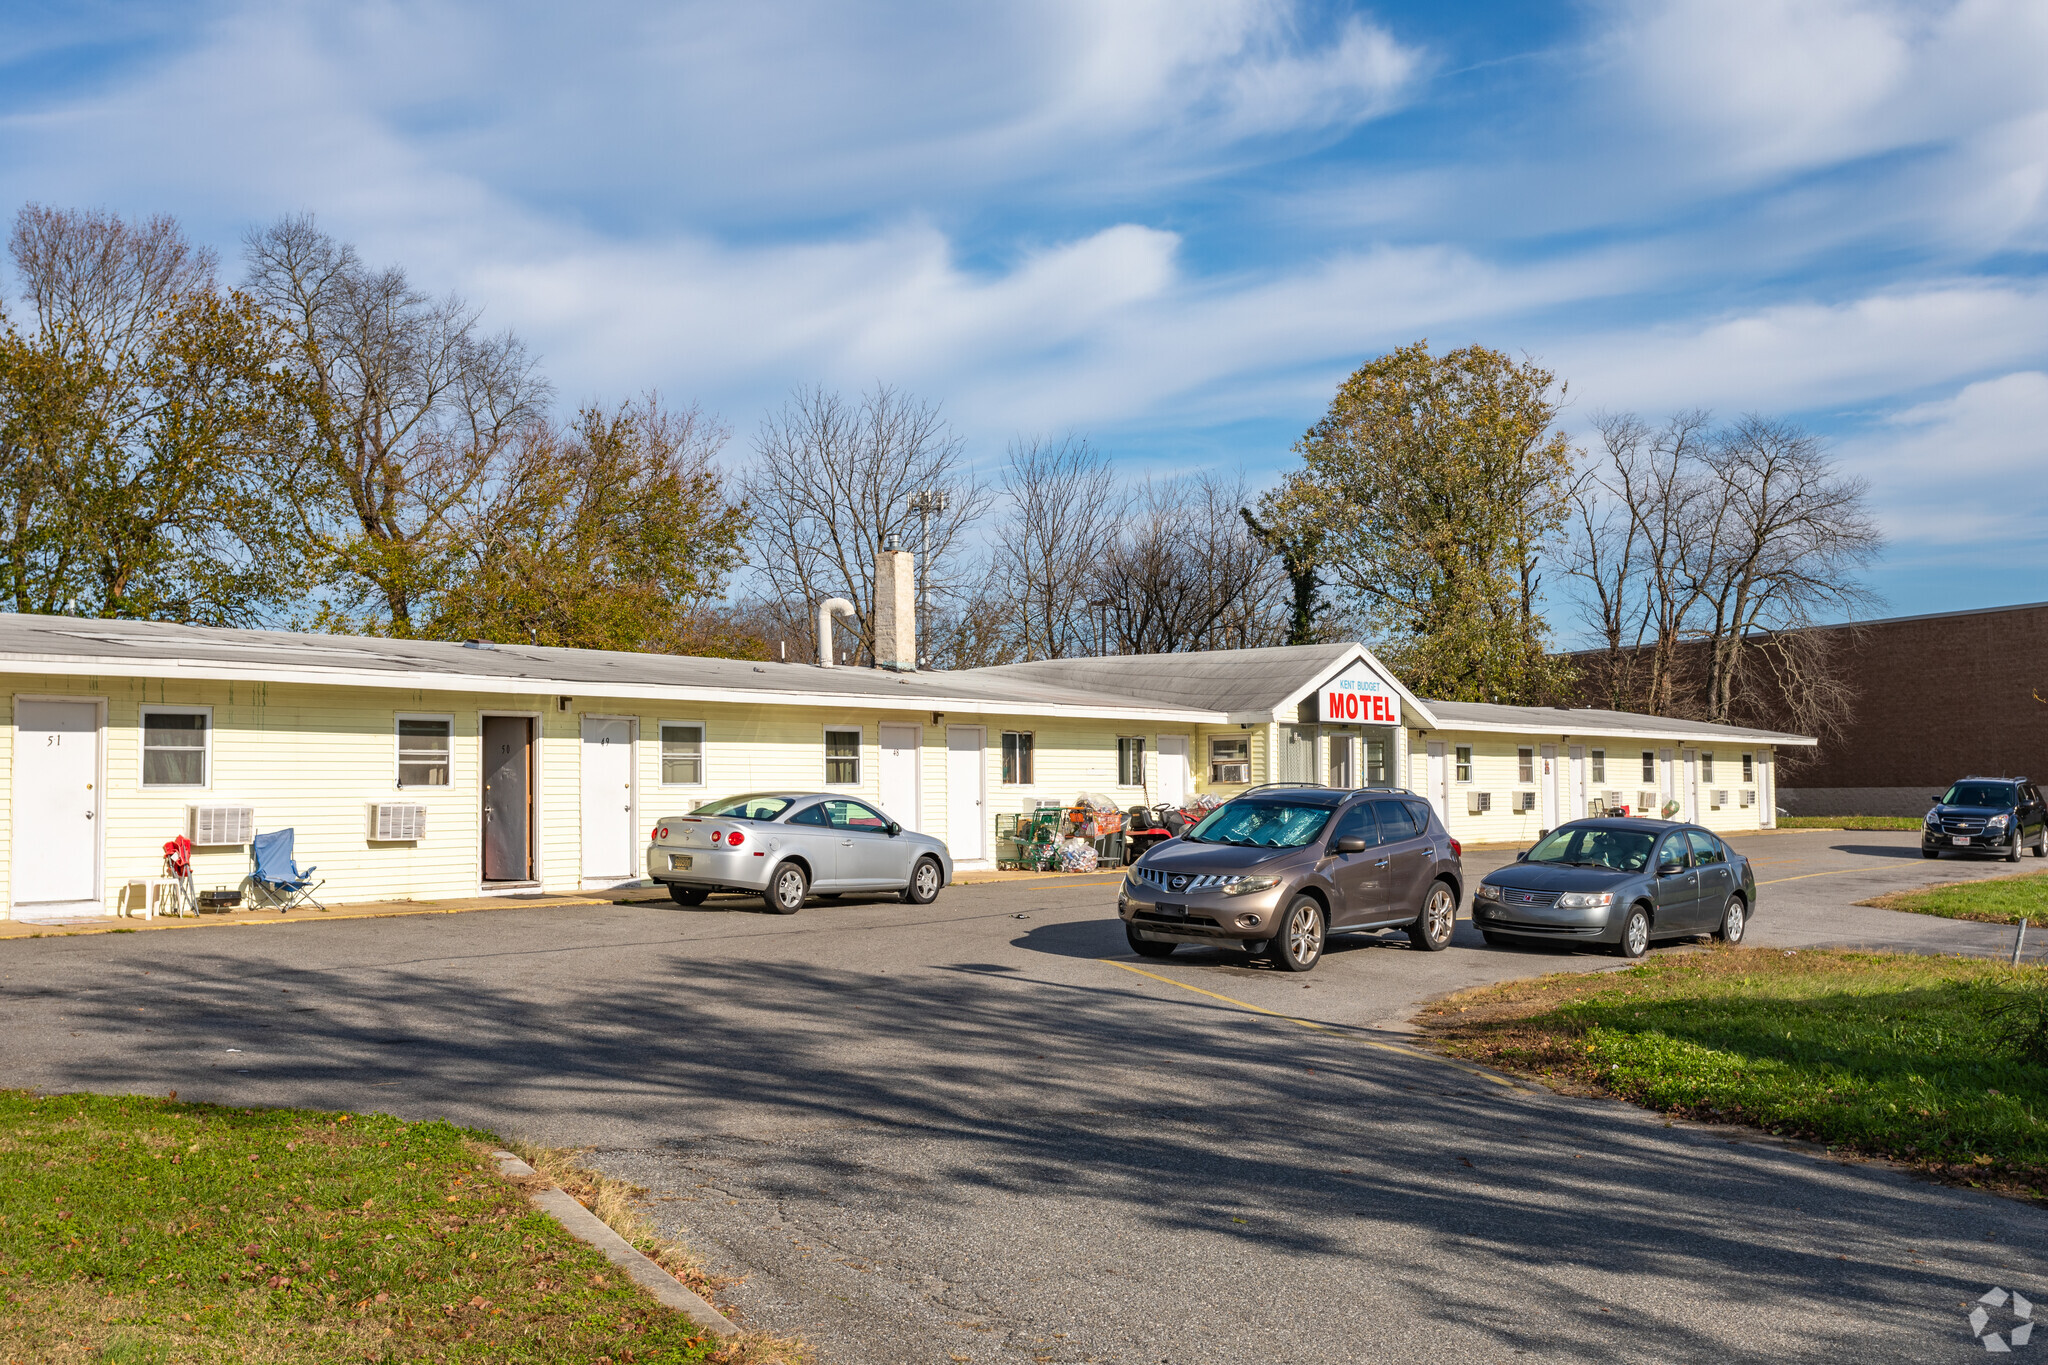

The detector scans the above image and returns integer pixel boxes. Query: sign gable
[1316,664,1401,726]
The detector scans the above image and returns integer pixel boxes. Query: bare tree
[1101,475,1289,654]
[988,435,1120,660]
[742,384,985,665]
[242,215,546,634]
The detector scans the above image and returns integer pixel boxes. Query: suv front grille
[1132,866,1239,895]
[1939,817,1987,834]
[1496,887,1562,908]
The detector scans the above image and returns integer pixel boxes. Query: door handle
[1373,858,1389,868]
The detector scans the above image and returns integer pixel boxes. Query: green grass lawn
[1775,815,1924,830]
[1860,871,2048,925]
[0,1091,738,1364]
[1420,949,2048,1200]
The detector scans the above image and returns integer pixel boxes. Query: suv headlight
[1223,876,1281,897]
[1557,891,1615,909]
[1987,814,2010,831]
[1924,811,1941,828]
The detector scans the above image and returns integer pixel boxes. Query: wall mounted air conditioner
[1467,791,1492,815]
[371,802,428,842]
[188,805,255,846]
[1638,791,1658,813]
[1512,791,1536,814]
[1211,763,1250,785]
[1711,790,1729,811]
[1739,790,1754,808]
[1602,790,1623,807]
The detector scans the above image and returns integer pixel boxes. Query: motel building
[1,552,1811,921]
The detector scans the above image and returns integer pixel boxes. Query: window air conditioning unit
[1711,790,1729,811]
[189,805,255,846]
[1638,791,1658,813]
[371,802,428,842]
[1739,790,1754,808]
[1602,790,1623,807]
[1467,791,1492,815]
[1212,763,1250,785]
[1512,791,1536,814]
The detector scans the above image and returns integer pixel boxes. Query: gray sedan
[646,791,953,914]
[1470,818,1757,958]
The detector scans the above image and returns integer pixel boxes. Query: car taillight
[727,829,746,848]
[1449,838,1462,858]
[655,825,669,841]
[711,830,724,844]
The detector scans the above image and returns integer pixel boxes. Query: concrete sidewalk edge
[491,1149,739,1338]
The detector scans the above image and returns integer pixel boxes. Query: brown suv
[1117,785,1464,972]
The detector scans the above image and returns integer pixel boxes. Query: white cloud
[1844,370,2048,543]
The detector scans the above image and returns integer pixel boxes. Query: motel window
[1454,746,1473,783]
[397,717,452,787]
[824,728,861,785]
[1591,749,1606,784]
[1002,731,1036,785]
[141,709,209,787]
[1742,752,1754,783]
[661,723,704,786]
[1210,736,1251,785]
[1117,737,1145,787]
[1365,738,1388,785]
[1702,751,1716,783]
[1642,751,1656,783]
[1518,747,1535,784]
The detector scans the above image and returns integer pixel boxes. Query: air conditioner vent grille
[372,802,428,842]
[1466,791,1493,815]
[189,805,254,846]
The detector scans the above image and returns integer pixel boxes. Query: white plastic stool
[122,877,176,920]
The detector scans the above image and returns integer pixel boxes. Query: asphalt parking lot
[1,828,2043,1362]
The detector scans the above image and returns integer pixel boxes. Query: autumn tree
[429,397,756,654]
[1266,341,1576,702]
[242,215,545,635]
[0,205,316,623]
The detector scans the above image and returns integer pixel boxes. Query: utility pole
[908,489,949,667]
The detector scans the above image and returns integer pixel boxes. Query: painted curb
[491,1150,738,1337]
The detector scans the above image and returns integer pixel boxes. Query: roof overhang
[1412,715,1817,746]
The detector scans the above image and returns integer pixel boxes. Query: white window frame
[1517,747,1535,784]
[1702,751,1716,783]
[395,713,455,789]
[1590,748,1605,784]
[659,720,707,788]
[1454,745,1473,784]
[1364,736,1389,786]
[1209,734,1251,785]
[1742,751,1754,783]
[1641,750,1656,784]
[823,725,862,787]
[1116,736,1145,788]
[1002,730,1036,787]
[139,704,213,790]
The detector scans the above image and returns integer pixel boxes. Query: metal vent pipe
[817,598,855,668]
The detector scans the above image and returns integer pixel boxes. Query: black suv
[1923,777,2048,862]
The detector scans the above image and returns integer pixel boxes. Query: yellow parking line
[1101,960,1519,1089]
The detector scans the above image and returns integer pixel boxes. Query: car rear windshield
[1186,800,1334,848]
[1942,782,2016,808]
[1524,824,1658,873]
[694,794,795,821]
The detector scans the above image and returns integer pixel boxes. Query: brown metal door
[483,716,532,882]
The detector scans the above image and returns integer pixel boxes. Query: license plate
[1953,836,1970,846]
[1153,902,1186,918]
[668,854,693,870]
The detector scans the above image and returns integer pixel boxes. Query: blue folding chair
[246,828,325,912]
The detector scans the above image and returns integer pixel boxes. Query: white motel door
[1659,749,1676,817]
[879,723,922,832]
[1540,745,1558,829]
[14,700,101,912]
[1569,745,1587,820]
[1682,749,1699,822]
[946,727,985,862]
[1425,741,1448,824]
[1156,737,1191,806]
[580,716,636,880]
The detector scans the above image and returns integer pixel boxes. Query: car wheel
[1407,880,1457,952]
[901,856,942,905]
[1613,905,1651,959]
[1268,896,1325,972]
[1714,896,1746,944]
[1126,923,1176,959]
[2035,830,2047,858]
[2009,835,2025,864]
[668,885,707,907]
[763,862,808,915]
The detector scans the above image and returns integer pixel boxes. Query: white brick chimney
[874,534,917,671]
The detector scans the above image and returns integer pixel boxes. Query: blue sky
[2,1,2045,638]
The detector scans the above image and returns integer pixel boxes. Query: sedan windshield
[694,794,795,821]
[1942,782,2016,808]
[1524,825,1657,873]
[1186,800,1334,848]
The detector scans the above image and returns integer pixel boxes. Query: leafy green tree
[428,398,758,655]
[1268,340,1576,702]
[0,206,318,623]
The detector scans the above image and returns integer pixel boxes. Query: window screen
[661,723,703,785]
[398,718,451,787]
[1591,749,1606,783]
[1002,731,1034,785]
[1642,751,1656,783]
[142,711,207,787]
[1210,736,1250,784]
[1517,747,1534,784]
[825,728,861,785]
[1278,724,1316,783]
[1364,738,1388,785]
[1701,752,1715,782]
[1455,746,1472,783]
[1742,753,1754,782]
